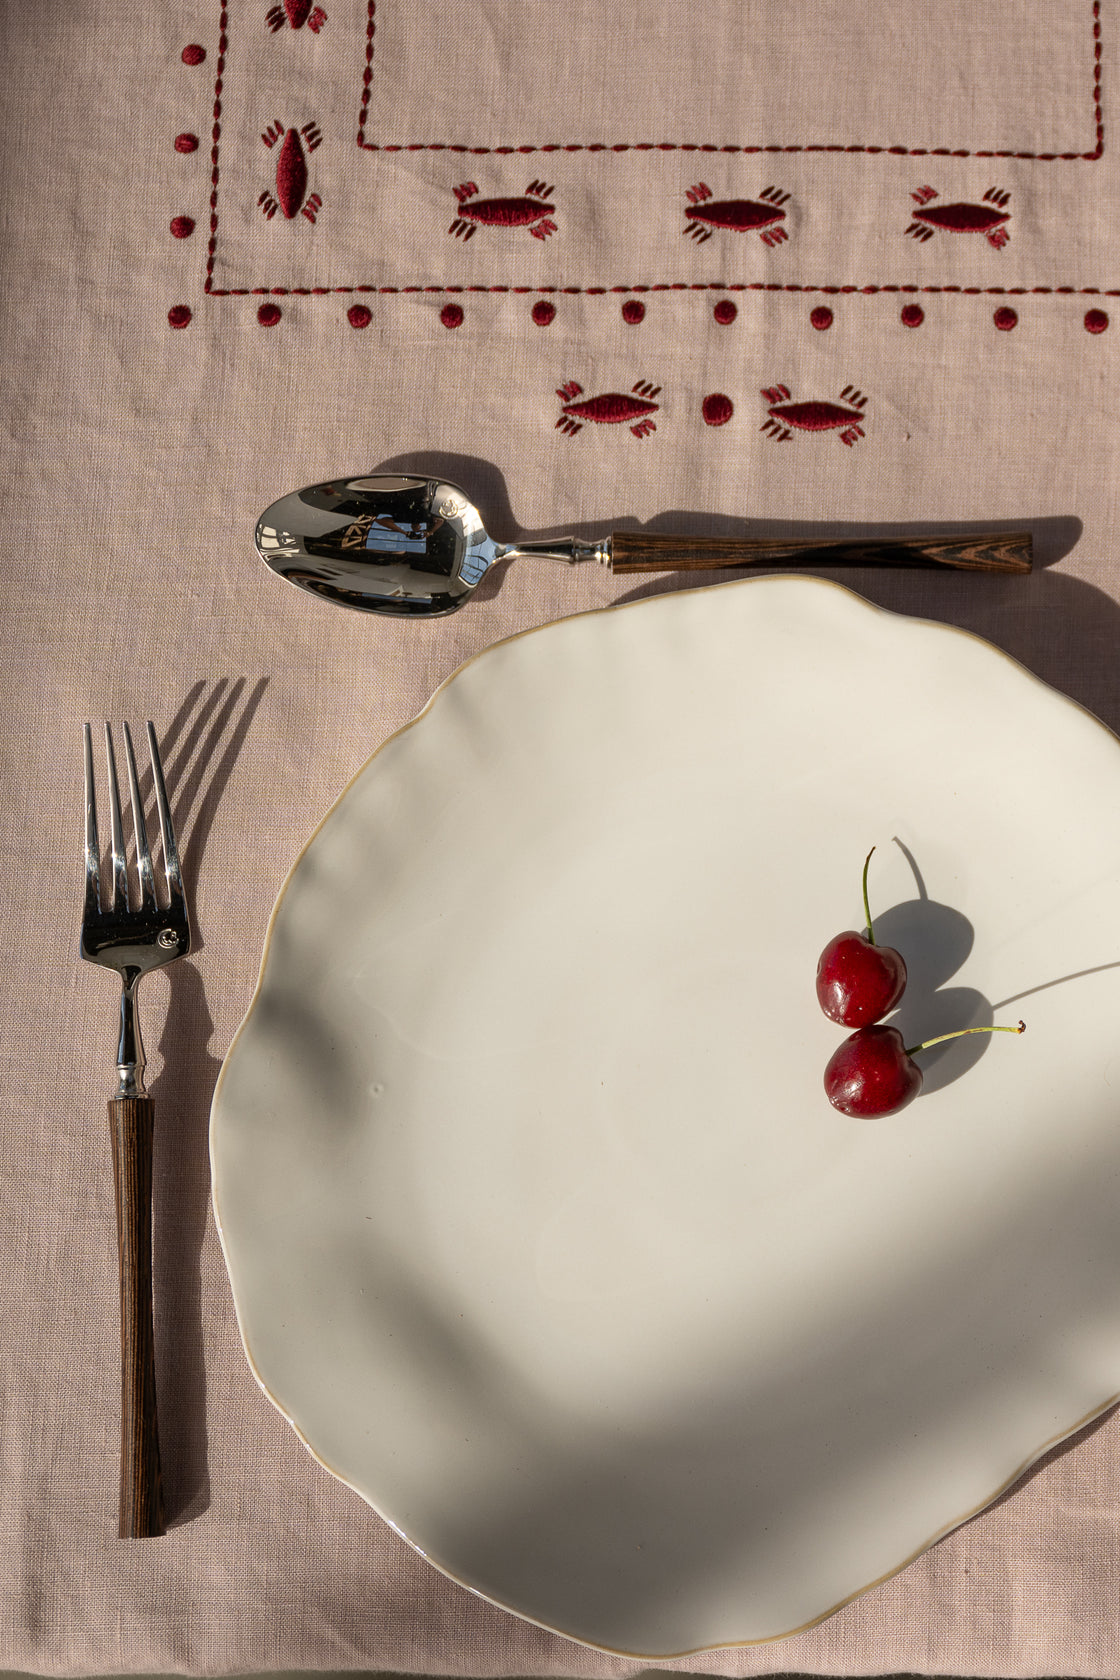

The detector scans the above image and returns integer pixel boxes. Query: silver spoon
[255,476,1032,620]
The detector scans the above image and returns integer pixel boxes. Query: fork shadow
[144,675,268,1526]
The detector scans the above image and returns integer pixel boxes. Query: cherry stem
[862,847,876,944]
[906,1020,1026,1057]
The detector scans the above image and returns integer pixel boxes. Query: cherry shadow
[864,840,993,1095]
[864,834,1018,1097]
[876,839,1120,1099]
[871,896,992,1095]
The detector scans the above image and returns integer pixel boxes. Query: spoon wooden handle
[608,529,1032,576]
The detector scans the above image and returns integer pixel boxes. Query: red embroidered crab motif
[761,385,867,447]
[556,381,661,438]
[259,122,322,221]
[906,187,1011,248]
[266,0,326,30]
[449,182,557,241]
[684,184,789,246]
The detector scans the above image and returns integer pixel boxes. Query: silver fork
[81,722,191,1538]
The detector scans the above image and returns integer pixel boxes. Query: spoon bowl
[255,475,606,619]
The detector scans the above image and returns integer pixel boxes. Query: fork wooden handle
[607,529,1033,575]
[108,1095,164,1538]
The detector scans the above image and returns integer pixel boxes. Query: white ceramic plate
[211,576,1120,1657]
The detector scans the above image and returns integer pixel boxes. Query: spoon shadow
[364,461,1115,733]
[600,514,1120,750]
[367,451,1078,569]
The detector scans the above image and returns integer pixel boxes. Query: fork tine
[104,724,129,912]
[122,723,157,913]
[146,722,186,917]
[83,723,101,916]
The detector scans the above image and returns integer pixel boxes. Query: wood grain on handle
[108,1095,164,1539]
[608,529,1033,576]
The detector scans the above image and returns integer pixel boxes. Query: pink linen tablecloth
[4,0,1120,1672]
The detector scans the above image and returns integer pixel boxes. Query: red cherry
[816,931,906,1026]
[816,848,906,1025]
[825,1021,1025,1118]
[824,1025,922,1116]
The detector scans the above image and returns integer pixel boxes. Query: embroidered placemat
[184,0,1112,467]
[3,0,1120,1672]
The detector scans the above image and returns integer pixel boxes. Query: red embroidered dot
[257,303,282,327]
[181,43,206,64]
[900,303,925,328]
[170,216,195,239]
[174,133,199,154]
[810,306,833,331]
[167,305,192,329]
[531,300,556,326]
[621,300,646,325]
[1085,308,1110,334]
[702,393,734,428]
[347,304,372,329]
[440,303,465,329]
[713,300,737,325]
[993,306,1018,332]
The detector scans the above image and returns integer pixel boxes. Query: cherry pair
[816,850,1023,1116]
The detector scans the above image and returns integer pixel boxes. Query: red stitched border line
[204,5,227,283]
[203,0,1110,299]
[356,0,1104,160]
[205,282,1120,297]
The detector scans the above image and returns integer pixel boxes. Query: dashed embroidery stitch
[358,0,1105,159]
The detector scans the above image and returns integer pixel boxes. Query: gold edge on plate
[208,1326,1120,1660]
[208,569,1120,1657]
